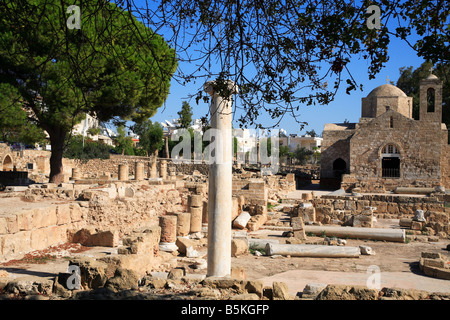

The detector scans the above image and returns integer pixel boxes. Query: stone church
[320,73,449,192]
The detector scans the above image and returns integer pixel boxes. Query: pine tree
[177,101,193,129]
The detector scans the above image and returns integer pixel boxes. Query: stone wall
[297,194,449,236]
[0,180,187,263]
[320,129,353,179]
[0,200,86,262]
[441,142,450,189]
[232,178,267,206]
[343,111,445,192]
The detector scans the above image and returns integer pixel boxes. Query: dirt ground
[232,234,450,279]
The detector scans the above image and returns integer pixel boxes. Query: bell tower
[419,71,443,123]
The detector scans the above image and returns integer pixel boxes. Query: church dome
[367,84,407,98]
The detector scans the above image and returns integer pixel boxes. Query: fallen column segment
[304,225,405,243]
[265,243,360,258]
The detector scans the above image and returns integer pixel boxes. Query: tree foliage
[132,120,165,155]
[291,146,313,165]
[137,0,449,129]
[177,101,193,129]
[0,83,46,144]
[63,135,111,160]
[0,0,177,182]
[113,125,135,155]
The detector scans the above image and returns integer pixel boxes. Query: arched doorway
[332,158,347,177]
[2,155,13,171]
[381,144,400,178]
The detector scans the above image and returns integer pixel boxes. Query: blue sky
[152,38,425,137]
[126,2,427,137]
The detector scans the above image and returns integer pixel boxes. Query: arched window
[389,116,394,128]
[2,155,13,171]
[382,144,399,155]
[427,88,435,112]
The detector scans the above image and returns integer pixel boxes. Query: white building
[72,113,115,146]
[279,134,323,152]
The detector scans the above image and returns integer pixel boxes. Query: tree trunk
[49,128,67,184]
[165,136,169,159]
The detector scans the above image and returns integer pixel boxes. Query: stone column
[159,215,178,252]
[160,160,167,180]
[72,168,81,180]
[135,162,144,181]
[189,194,203,235]
[118,164,129,181]
[172,212,191,237]
[202,200,208,224]
[204,80,237,277]
[149,156,158,179]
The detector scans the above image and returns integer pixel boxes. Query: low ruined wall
[0,180,188,263]
[81,182,185,237]
[341,175,443,193]
[232,178,268,206]
[0,201,86,262]
[303,194,449,236]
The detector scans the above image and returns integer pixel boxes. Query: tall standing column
[204,80,237,277]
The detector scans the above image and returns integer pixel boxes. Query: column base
[159,242,178,252]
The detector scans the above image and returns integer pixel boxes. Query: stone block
[232,197,240,221]
[168,268,185,280]
[298,207,316,222]
[105,267,141,292]
[231,266,246,279]
[352,214,373,228]
[175,237,197,255]
[85,231,119,247]
[70,204,84,222]
[231,238,248,257]
[272,281,290,300]
[302,193,312,200]
[46,225,68,245]
[286,173,295,182]
[247,213,268,231]
[233,211,251,229]
[69,258,109,289]
[5,215,18,234]
[56,204,72,225]
[411,221,424,231]
[2,231,31,257]
[0,217,8,234]
[245,280,264,297]
[333,200,345,210]
[30,228,48,251]
[387,203,399,215]
[16,211,32,232]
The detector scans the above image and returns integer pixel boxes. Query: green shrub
[64,135,110,160]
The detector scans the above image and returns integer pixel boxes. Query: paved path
[259,269,450,295]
